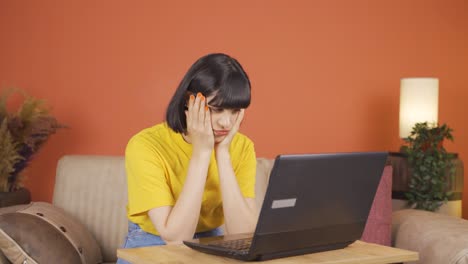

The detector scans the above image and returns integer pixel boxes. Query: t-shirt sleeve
[125,136,175,217]
[235,139,257,198]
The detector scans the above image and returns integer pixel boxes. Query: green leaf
[400,121,455,212]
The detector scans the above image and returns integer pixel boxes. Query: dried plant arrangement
[0,89,64,192]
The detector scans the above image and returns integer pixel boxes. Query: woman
[117,53,257,263]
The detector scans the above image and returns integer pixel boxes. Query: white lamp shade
[399,78,439,138]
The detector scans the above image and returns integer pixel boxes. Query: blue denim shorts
[116,221,223,264]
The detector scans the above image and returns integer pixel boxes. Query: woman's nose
[217,113,232,128]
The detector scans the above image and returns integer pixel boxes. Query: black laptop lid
[250,152,388,256]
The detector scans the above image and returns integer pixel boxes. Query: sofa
[0,155,467,264]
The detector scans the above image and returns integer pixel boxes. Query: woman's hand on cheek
[185,93,215,154]
[215,109,245,153]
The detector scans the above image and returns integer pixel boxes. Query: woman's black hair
[166,53,251,133]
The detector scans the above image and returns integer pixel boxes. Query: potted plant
[401,122,455,211]
[0,89,64,207]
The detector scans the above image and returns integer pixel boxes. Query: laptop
[183,152,388,261]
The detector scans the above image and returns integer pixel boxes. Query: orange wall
[1,1,468,216]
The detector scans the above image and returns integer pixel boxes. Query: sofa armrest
[392,209,468,264]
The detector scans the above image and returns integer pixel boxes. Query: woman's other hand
[185,93,214,153]
[215,109,244,154]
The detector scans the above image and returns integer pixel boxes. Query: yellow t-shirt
[125,122,256,235]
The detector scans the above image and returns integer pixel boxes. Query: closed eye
[209,107,223,113]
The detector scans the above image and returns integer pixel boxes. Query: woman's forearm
[157,151,211,242]
[216,150,257,235]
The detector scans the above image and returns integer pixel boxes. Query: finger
[185,110,191,127]
[204,105,212,130]
[186,95,195,126]
[233,109,245,131]
[192,92,202,123]
[198,94,206,124]
[223,109,244,141]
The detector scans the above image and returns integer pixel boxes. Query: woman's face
[206,96,242,143]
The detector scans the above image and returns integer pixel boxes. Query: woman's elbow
[163,238,184,245]
[159,232,182,244]
[158,228,191,244]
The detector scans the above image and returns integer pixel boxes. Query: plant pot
[0,188,31,208]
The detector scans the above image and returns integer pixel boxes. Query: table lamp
[399,77,439,138]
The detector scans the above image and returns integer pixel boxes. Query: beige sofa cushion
[393,209,468,264]
[53,156,128,262]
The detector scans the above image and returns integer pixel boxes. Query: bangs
[208,71,251,109]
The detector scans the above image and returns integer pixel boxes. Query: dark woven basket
[0,188,31,208]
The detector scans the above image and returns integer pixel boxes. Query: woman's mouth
[214,130,229,136]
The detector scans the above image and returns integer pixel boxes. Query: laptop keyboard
[207,237,253,251]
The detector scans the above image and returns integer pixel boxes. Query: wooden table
[117,240,418,264]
